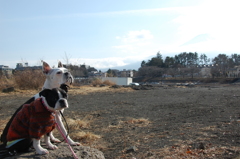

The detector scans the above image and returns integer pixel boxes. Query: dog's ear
[60,84,69,93]
[42,60,51,74]
[58,61,63,68]
[39,89,52,97]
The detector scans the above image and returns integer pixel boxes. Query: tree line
[138,51,240,78]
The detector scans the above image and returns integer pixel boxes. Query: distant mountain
[181,33,211,46]
[98,61,141,72]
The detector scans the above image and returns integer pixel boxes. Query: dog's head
[39,88,68,112]
[42,61,74,89]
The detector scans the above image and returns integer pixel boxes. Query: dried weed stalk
[66,118,90,130]
[124,118,150,126]
[72,131,101,141]
[14,70,45,90]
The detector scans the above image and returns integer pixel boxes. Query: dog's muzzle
[64,72,73,85]
[58,98,68,109]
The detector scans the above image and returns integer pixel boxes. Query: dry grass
[69,85,133,95]
[149,143,240,159]
[14,70,45,90]
[91,78,103,86]
[66,118,90,130]
[0,119,9,145]
[63,114,101,145]
[71,131,101,142]
[0,119,8,135]
[102,80,115,86]
[0,70,45,91]
[91,78,116,87]
[0,76,15,90]
[124,118,150,125]
[109,118,151,129]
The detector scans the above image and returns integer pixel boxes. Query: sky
[1,0,240,70]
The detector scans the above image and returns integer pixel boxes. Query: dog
[41,61,79,146]
[0,61,80,147]
[4,88,68,155]
[42,60,73,90]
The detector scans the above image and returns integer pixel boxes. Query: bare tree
[63,52,71,65]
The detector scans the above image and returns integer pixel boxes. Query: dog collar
[41,97,55,113]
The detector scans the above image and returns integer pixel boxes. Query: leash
[56,111,79,159]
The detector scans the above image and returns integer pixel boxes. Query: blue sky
[1,0,239,70]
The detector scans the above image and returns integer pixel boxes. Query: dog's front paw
[67,138,81,146]
[36,147,49,155]
[48,144,58,150]
[33,139,49,155]
[70,141,81,146]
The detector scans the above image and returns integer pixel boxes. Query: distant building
[199,67,212,78]
[15,63,41,71]
[120,69,133,77]
[227,66,240,77]
[0,65,13,78]
[101,77,132,85]
[197,64,212,78]
[106,69,134,77]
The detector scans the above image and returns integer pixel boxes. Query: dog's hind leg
[0,106,24,144]
[1,138,32,157]
[1,97,35,145]
[44,134,58,150]
[49,131,61,143]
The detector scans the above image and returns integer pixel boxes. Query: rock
[131,85,153,90]
[131,86,140,90]
[5,143,105,159]
[198,143,205,150]
[110,85,121,89]
[2,87,14,93]
[190,142,205,150]
[126,146,137,153]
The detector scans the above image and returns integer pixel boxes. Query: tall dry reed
[14,69,45,90]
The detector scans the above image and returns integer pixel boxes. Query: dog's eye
[57,71,62,75]
[53,97,58,101]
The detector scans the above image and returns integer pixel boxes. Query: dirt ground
[1,83,240,159]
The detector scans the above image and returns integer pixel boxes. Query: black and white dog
[42,60,73,90]
[3,88,68,155]
[0,61,80,147]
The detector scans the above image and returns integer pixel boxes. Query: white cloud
[169,0,240,53]
[69,55,148,70]
[2,7,186,22]
[116,30,153,43]
[70,57,127,69]
[113,30,157,58]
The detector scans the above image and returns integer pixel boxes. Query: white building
[101,77,132,85]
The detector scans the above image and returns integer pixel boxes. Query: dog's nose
[59,99,68,108]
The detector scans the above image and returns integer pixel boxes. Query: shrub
[91,79,103,86]
[0,75,15,90]
[14,69,45,90]
[91,79,116,86]
[102,80,115,86]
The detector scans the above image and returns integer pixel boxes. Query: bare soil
[1,84,240,159]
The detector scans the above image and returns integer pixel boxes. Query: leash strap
[56,112,79,159]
